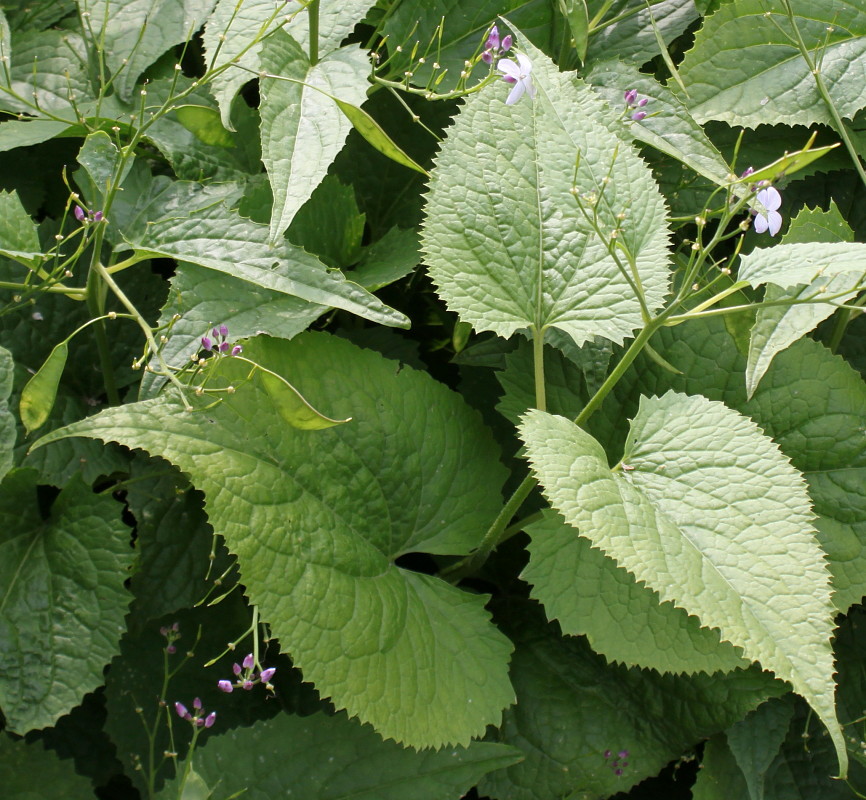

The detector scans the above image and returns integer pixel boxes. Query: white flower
[753,186,782,236]
[497,53,536,106]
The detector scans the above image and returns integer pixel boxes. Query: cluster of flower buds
[74,206,104,224]
[623,89,650,121]
[200,324,242,357]
[217,653,276,693]
[159,621,180,654]
[604,748,630,777]
[481,25,513,64]
[174,697,216,729]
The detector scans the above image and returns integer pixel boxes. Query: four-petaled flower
[497,53,535,105]
[753,186,782,236]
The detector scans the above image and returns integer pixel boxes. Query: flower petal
[515,53,532,74]
[497,58,520,80]
[506,80,526,105]
[753,214,769,234]
[768,210,782,236]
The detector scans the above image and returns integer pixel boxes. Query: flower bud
[193,697,202,710]
[174,702,189,720]
[501,34,512,51]
[231,345,243,356]
[259,667,276,683]
[631,111,647,121]
[232,662,242,676]
[242,653,254,670]
[204,712,216,728]
[623,89,638,105]
[74,206,86,222]
[201,336,212,352]
[218,680,233,693]
[219,324,229,338]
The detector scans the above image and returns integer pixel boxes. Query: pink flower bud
[623,89,638,105]
[636,97,648,107]
[219,324,229,338]
[501,34,512,51]
[631,110,647,121]
[201,336,212,352]
[218,680,233,693]
[231,345,243,356]
[232,662,242,676]
[242,680,254,690]
[74,206,86,222]
[174,702,189,720]
[204,712,216,728]
[242,653,254,670]
[193,697,202,710]
[93,211,104,222]
[259,667,276,683]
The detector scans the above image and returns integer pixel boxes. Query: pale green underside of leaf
[523,510,749,675]
[82,0,218,101]
[587,59,731,187]
[204,0,375,128]
[738,241,866,289]
[679,0,866,128]
[34,333,514,748]
[122,190,408,328]
[0,346,13,482]
[421,35,670,348]
[745,205,856,398]
[0,734,94,799]
[0,470,132,733]
[519,393,844,774]
[188,711,522,800]
[259,32,369,242]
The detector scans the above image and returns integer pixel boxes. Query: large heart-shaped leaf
[519,392,844,775]
[34,333,515,748]
[421,35,670,347]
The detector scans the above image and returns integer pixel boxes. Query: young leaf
[421,35,670,347]
[522,510,749,675]
[19,340,68,435]
[76,130,129,206]
[259,32,370,242]
[34,333,515,749]
[519,392,845,776]
[745,204,855,398]
[679,0,866,128]
[0,469,133,733]
[186,711,522,800]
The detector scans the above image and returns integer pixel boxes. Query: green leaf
[19,340,67,435]
[559,0,589,61]
[739,241,866,289]
[523,510,748,674]
[188,711,522,800]
[0,27,91,116]
[255,363,350,430]
[259,32,370,242]
[0,346,13,482]
[203,0,374,127]
[0,734,93,799]
[0,119,70,152]
[0,469,132,733]
[478,599,785,800]
[726,696,796,800]
[421,35,670,347]
[519,393,845,775]
[118,186,408,329]
[139,261,324,400]
[679,0,866,128]
[174,104,234,147]
[586,59,732,187]
[84,0,219,101]
[34,333,515,748]
[742,139,841,184]
[349,226,420,291]
[76,131,126,204]
[692,734,752,800]
[585,0,699,66]
[0,189,42,266]
[745,204,856,398]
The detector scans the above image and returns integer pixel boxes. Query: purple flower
[74,206,86,222]
[501,34,512,51]
[481,49,494,64]
[204,711,216,728]
[219,324,229,338]
[243,653,255,670]
[93,211,104,222]
[618,750,629,759]
[218,679,234,693]
[201,336,212,352]
[631,110,647,121]
[219,341,230,353]
[623,89,638,105]
[232,662,242,676]
[741,166,755,178]
[174,702,190,720]
[259,667,276,683]
[193,697,202,710]
[497,53,535,105]
[636,97,648,107]
[212,327,220,339]
[753,186,782,236]
[231,344,243,356]
[485,25,500,51]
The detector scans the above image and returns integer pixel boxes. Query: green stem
[85,233,121,406]
[532,325,547,412]
[827,293,866,352]
[308,0,320,65]
[781,0,866,188]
